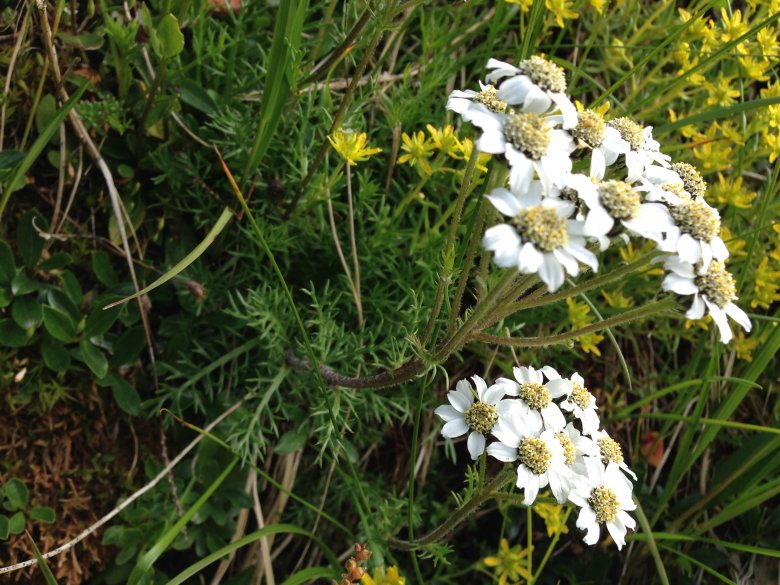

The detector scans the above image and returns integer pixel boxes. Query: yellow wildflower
[534,502,570,537]
[719,9,749,47]
[453,137,490,172]
[361,566,405,585]
[739,56,771,82]
[720,226,747,258]
[756,27,779,58]
[483,539,533,585]
[546,0,579,28]
[678,8,714,42]
[398,131,435,175]
[619,241,664,276]
[589,0,607,14]
[426,124,461,158]
[752,256,780,309]
[702,72,741,107]
[328,130,382,166]
[505,0,533,11]
[734,331,759,362]
[692,124,733,172]
[708,173,756,209]
[763,132,780,163]
[601,289,635,308]
[685,314,711,332]
[567,297,604,356]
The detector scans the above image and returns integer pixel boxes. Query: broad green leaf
[11,272,39,296]
[16,211,48,268]
[59,271,84,308]
[0,150,25,181]
[0,240,14,283]
[156,14,185,59]
[57,31,104,50]
[4,478,29,510]
[177,78,218,114]
[0,515,9,539]
[11,296,42,329]
[0,319,29,347]
[0,81,90,219]
[8,511,25,535]
[29,506,56,524]
[111,327,146,368]
[0,287,11,308]
[79,339,109,378]
[110,377,141,415]
[47,288,80,320]
[42,339,71,372]
[105,206,232,309]
[92,251,119,286]
[84,299,122,337]
[42,305,77,342]
[39,252,72,271]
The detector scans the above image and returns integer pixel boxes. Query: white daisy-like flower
[660,196,728,271]
[662,257,751,344]
[566,108,630,180]
[565,175,674,249]
[474,111,574,194]
[668,161,707,200]
[607,117,671,182]
[446,81,508,124]
[556,422,599,477]
[568,458,637,550]
[434,375,509,460]
[492,365,567,431]
[589,428,637,485]
[485,56,578,129]
[482,187,598,292]
[544,369,601,436]
[488,419,572,505]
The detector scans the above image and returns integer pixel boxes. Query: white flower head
[446,81,507,124]
[482,187,598,292]
[557,421,599,477]
[568,458,637,550]
[475,112,574,194]
[486,56,578,129]
[545,370,601,436]
[589,428,637,484]
[566,175,674,249]
[567,109,630,180]
[494,365,568,431]
[487,419,572,505]
[662,257,751,344]
[607,117,671,182]
[660,197,728,271]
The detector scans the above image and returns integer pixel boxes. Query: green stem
[408,382,426,584]
[420,147,480,346]
[474,297,678,347]
[532,507,572,582]
[527,506,533,581]
[390,467,515,550]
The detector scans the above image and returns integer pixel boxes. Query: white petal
[707,301,733,344]
[441,418,469,438]
[523,85,552,114]
[711,237,729,261]
[498,75,533,104]
[487,442,518,462]
[434,404,462,422]
[584,205,614,237]
[523,475,541,505]
[725,303,751,332]
[448,384,473,412]
[476,129,506,154]
[518,242,544,273]
[685,294,706,320]
[541,365,562,381]
[606,518,627,550]
[553,248,579,277]
[546,378,569,398]
[551,93,578,129]
[676,234,701,264]
[590,147,606,180]
[472,375,488,399]
[486,188,521,217]
[542,404,567,431]
[467,432,486,460]
[494,377,520,397]
[662,274,698,295]
[507,153,534,194]
[566,240,599,272]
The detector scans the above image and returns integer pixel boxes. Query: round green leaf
[84,299,122,337]
[11,271,40,296]
[42,305,77,342]
[0,319,29,348]
[11,296,42,329]
[8,511,25,535]
[0,287,11,308]
[156,14,184,59]
[0,515,9,540]
[110,377,141,415]
[42,339,71,372]
[29,506,56,524]
[79,339,109,379]
[4,478,28,510]
[92,251,119,287]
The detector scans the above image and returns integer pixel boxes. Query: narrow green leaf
[0,319,30,347]
[655,97,780,135]
[104,206,233,309]
[5,478,29,510]
[0,81,90,219]
[26,531,60,585]
[79,339,109,378]
[0,515,9,539]
[91,251,119,286]
[16,211,48,268]
[42,305,77,343]
[280,567,337,585]
[633,498,669,585]
[129,457,240,585]
[656,544,736,585]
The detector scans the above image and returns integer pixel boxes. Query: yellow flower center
[588,486,620,523]
[517,55,567,93]
[608,117,644,151]
[571,109,606,148]
[474,85,507,113]
[669,199,721,241]
[598,436,624,466]
[519,437,552,475]
[464,401,499,434]
[518,381,552,409]
[556,432,576,466]
[512,206,568,252]
[598,180,642,220]
[695,261,737,309]
[504,113,551,160]
[570,382,593,410]
[670,161,707,200]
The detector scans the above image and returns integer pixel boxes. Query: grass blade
[25,531,59,585]
[632,499,670,585]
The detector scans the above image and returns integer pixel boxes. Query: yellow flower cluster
[398,124,490,176]
[329,130,382,166]
[566,297,604,356]
[482,538,533,585]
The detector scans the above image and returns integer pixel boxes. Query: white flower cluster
[435,367,637,549]
[447,55,751,343]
